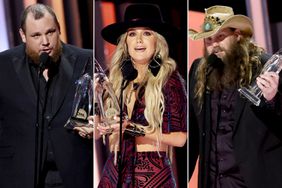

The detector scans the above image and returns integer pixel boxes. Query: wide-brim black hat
[101,3,179,45]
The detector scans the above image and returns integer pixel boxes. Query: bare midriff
[135,136,168,152]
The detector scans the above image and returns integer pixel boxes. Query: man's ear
[19,28,26,43]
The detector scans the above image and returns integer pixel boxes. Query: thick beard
[206,42,243,91]
[26,41,62,64]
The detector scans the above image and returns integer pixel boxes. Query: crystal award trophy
[65,73,93,129]
[94,61,127,126]
[238,49,282,106]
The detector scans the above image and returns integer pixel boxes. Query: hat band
[203,15,225,32]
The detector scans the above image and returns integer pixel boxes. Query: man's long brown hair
[194,35,264,109]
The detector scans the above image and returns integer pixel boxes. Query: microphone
[117,59,137,188]
[206,53,222,76]
[39,52,50,72]
[207,53,220,67]
[34,52,50,188]
[121,60,138,88]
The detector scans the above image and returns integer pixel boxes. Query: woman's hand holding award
[94,62,127,128]
[65,59,127,134]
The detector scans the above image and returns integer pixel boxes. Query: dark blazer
[189,57,282,188]
[0,43,93,188]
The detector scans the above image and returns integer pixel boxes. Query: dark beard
[206,43,243,91]
[25,41,62,64]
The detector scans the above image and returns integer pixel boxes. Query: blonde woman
[96,4,187,188]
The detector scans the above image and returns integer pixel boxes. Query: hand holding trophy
[238,49,282,106]
[64,57,132,144]
[95,60,146,139]
[65,57,136,139]
[94,61,128,128]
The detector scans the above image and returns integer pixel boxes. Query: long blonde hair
[106,30,176,154]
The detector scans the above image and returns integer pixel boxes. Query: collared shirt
[209,88,247,188]
[28,57,59,165]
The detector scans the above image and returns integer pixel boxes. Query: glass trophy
[238,49,282,106]
[65,73,93,129]
[94,61,127,126]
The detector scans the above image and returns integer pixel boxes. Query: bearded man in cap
[189,5,282,188]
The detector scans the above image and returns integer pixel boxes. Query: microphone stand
[117,79,127,188]
[33,53,49,188]
[34,66,45,188]
[199,65,212,187]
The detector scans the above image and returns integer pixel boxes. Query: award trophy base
[64,117,90,129]
[238,87,261,106]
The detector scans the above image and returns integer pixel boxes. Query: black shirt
[28,57,59,166]
[209,88,247,188]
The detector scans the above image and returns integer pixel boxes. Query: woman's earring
[149,54,162,77]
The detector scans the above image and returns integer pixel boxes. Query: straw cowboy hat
[101,3,179,45]
[189,5,253,40]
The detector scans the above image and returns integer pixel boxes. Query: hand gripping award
[65,58,123,129]
[94,61,125,127]
[238,49,282,106]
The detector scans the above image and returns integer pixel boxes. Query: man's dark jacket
[0,43,93,188]
[189,56,282,188]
